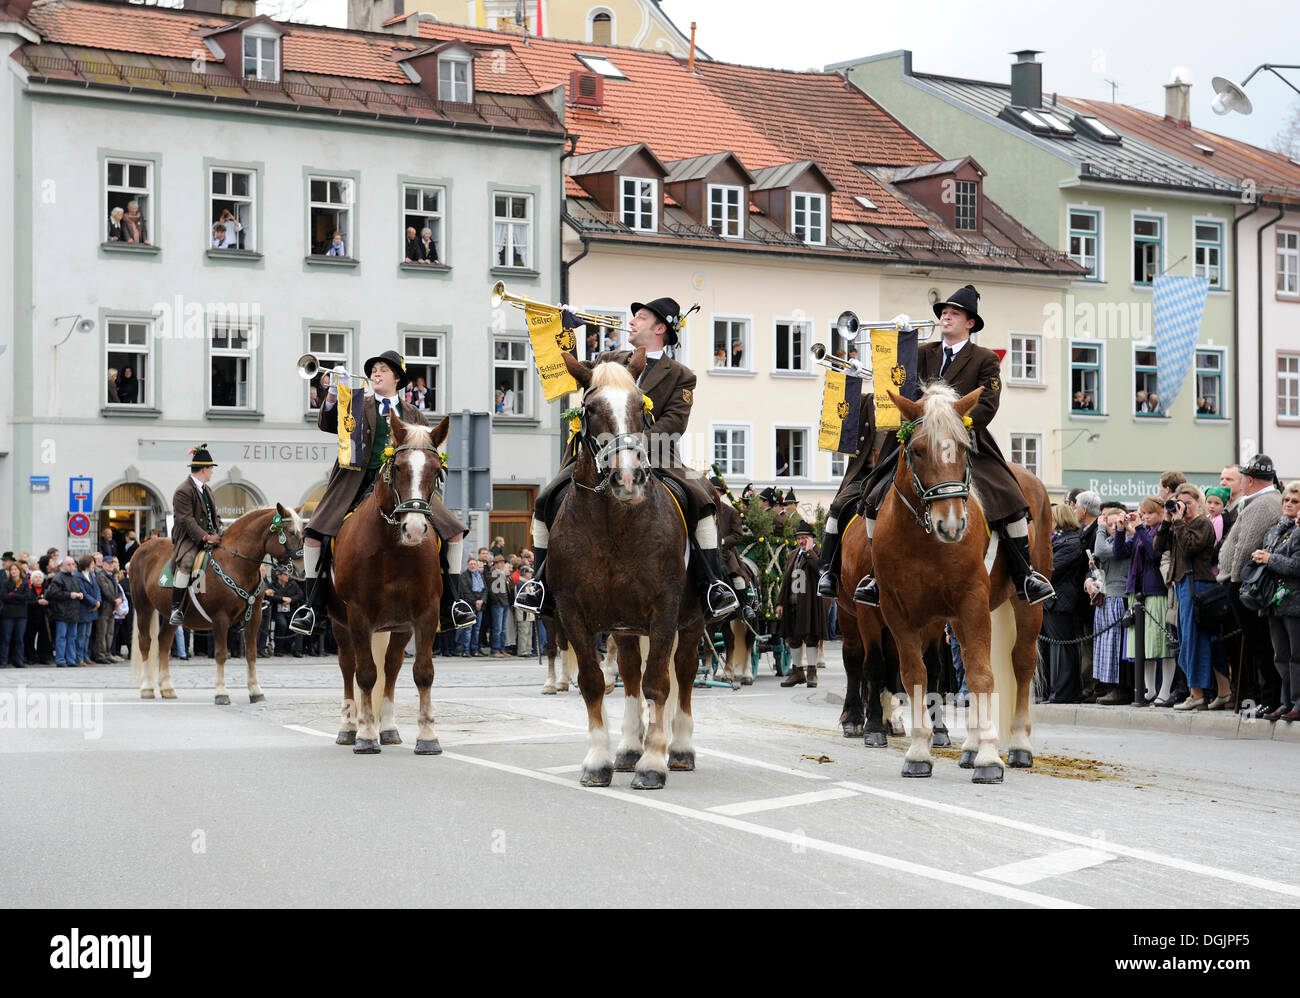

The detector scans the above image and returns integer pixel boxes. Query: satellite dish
[1210,76,1252,116]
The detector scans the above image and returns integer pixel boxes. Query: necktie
[941,346,954,376]
[638,357,658,388]
[380,398,391,417]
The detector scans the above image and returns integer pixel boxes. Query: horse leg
[378,632,405,745]
[542,638,557,695]
[631,628,677,790]
[335,627,358,745]
[839,636,865,738]
[863,642,890,747]
[412,622,441,755]
[133,605,159,699]
[669,625,699,771]
[951,601,1002,784]
[572,627,612,787]
[1007,600,1040,769]
[214,621,231,706]
[157,623,178,699]
[246,605,265,703]
[924,640,951,748]
[601,639,618,695]
[894,630,933,777]
[613,634,644,772]
[351,624,382,754]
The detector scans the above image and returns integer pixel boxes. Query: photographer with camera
[1115,498,1177,705]
[1155,485,1217,710]
[1089,501,1133,704]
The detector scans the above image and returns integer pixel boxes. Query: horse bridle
[571,387,652,496]
[897,416,972,535]
[377,443,446,526]
[213,512,305,578]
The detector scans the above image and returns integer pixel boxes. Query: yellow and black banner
[337,381,365,470]
[818,370,863,454]
[869,326,919,429]
[525,307,578,402]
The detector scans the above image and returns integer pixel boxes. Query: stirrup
[288,606,316,636]
[853,576,879,607]
[450,599,477,631]
[168,608,185,626]
[514,579,546,614]
[705,581,740,620]
[817,569,837,599]
[1018,571,1055,606]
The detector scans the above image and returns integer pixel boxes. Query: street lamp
[1211,64,1300,115]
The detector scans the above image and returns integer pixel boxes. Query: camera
[1164,498,1183,514]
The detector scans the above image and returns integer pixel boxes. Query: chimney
[221,0,258,16]
[1164,77,1192,127]
[1010,49,1043,108]
[1,0,35,22]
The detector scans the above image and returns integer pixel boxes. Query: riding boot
[691,543,741,620]
[289,577,318,635]
[1004,532,1055,605]
[169,586,186,626]
[817,529,840,598]
[854,576,880,607]
[514,547,552,616]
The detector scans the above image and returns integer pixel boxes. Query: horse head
[266,502,306,577]
[379,414,449,546]
[563,349,651,504]
[888,383,983,543]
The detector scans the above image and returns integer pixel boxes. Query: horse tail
[131,608,160,687]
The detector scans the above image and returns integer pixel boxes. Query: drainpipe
[558,133,583,304]
[1257,204,1286,460]
[1233,201,1258,462]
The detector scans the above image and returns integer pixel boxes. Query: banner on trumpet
[525,306,579,402]
[818,369,863,455]
[869,326,919,429]
[336,380,366,471]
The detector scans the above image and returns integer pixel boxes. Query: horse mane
[915,381,967,448]
[590,361,638,393]
[397,423,434,449]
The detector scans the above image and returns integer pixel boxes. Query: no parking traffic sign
[68,513,91,537]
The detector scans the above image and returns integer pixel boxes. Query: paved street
[2,645,1299,909]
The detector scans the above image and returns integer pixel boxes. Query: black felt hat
[363,350,410,389]
[932,284,985,334]
[758,486,781,505]
[793,519,815,537]
[1241,453,1277,482]
[783,488,798,504]
[188,444,217,468]
[630,297,684,346]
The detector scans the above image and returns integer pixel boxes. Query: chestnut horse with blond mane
[873,383,1050,783]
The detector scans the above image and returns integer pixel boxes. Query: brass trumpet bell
[491,281,629,331]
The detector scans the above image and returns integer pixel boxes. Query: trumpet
[491,281,630,331]
[835,310,938,345]
[810,342,872,377]
[296,353,368,388]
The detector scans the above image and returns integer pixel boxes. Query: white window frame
[438,56,473,103]
[242,27,279,82]
[711,422,752,480]
[711,315,752,373]
[792,192,826,246]
[620,177,658,232]
[773,317,813,374]
[586,7,616,44]
[1278,229,1300,297]
[773,424,814,480]
[1069,339,1104,415]
[1067,204,1103,282]
[577,306,629,359]
[105,316,156,409]
[1279,352,1300,421]
[209,314,257,412]
[1193,217,1225,291]
[954,179,977,230]
[1194,347,1227,420]
[305,326,350,413]
[1009,432,1042,477]
[829,451,847,479]
[210,166,255,252]
[708,183,744,238]
[493,192,532,269]
[105,157,153,244]
[492,337,532,419]
[402,182,445,263]
[576,53,628,79]
[402,331,445,414]
[308,175,353,257]
[1131,211,1165,287]
[1133,343,1162,417]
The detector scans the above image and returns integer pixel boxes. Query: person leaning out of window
[1154,484,1218,710]
[1251,480,1300,722]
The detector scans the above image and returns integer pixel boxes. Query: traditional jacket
[776,545,830,642]
[168,477,220,575]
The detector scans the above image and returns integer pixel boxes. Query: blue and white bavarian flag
[1152,275,1209,414]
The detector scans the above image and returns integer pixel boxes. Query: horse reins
[205,514,306,620]
[377,443,446,526]
[571,387,653,496]
[898,415,973,535]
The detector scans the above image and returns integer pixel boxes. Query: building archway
[210,478,268,528]
[97,478,167,546]
[300,480,329,524]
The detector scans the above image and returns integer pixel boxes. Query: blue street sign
[30,476,50,493]
[69,476,93,514]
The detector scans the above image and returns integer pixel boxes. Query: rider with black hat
[514,297,741,621]
[167,444,222,625]
[293,349,475,635]
[853,285,1054,607]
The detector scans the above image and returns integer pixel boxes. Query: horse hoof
[958,750,976,769]
[668,751,695,771]
[972,765,1005,784]
[580,766,613,788]
[864,731,888,748]
[353,739,381,754]
[415,739,442,756]
[249,693,266,704]
[931,729,952,748]
[140,690,155,699]
[214,694,231,706]
[613,751,639,772]
[631,769,666,790]
[604,683,615,696]
[842,723,864,738]
[739,675,753,686]
[160,690,177,700]
[1007,749,1034,769]
[541,686,557,695]
[901,760,932,778]
[336,730,357,745]
[890,721,906,736]
[731,681,741,691]
[380,729,402,745]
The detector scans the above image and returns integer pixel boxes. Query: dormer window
[242,24,280,82]
[621,178,657,231]
[438,56,472,103]
[954,180,977,230]
[792,192,825,246]
[709,184,743,238]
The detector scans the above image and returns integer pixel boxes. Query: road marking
[833,780,1300,901]
[708,787,860,816]
[283,724,334,738]
[539,764,583,774]
[454,731,586,746]
[439,750,1086,909]
[695,746,833,781]
[977,848,1116,885]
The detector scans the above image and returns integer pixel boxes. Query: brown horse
[539,614,617,695]
[330,414,450,754]
[873,383,1050,783]
[549,350,703,789]
[129,504,305,703]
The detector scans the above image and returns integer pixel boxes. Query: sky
[279,0,1298,154]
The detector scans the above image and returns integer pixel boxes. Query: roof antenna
[1104,78,1119,102]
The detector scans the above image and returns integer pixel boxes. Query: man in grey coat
[1217,454,1284,714]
